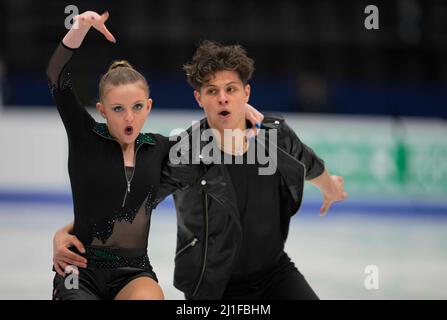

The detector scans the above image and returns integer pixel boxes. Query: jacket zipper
[192,191,209,298]
[92,128,149,208]
[175,237,199,258]
[121,143,143,207]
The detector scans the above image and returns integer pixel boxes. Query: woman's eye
[133,103,143,110]
[113,106,123,112]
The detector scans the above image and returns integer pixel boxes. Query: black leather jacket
[157,114,325,299]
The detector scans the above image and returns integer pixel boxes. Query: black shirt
[223,141,284,276]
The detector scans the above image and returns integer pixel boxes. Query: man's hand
[53,229,87,277]
[308,171,347,216]
[319,175,347,216]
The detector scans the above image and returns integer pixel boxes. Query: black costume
[47,42,171,299]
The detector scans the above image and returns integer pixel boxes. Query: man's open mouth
[124,126,134,136]
[219,111,231,117]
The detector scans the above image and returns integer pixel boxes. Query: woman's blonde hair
[99,60,149,101]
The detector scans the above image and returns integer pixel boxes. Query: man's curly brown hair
[183,40,255,90]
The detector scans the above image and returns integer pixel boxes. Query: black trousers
[222,252,319,300]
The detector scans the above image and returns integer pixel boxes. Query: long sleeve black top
[47,43,171,252]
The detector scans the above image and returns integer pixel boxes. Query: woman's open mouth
[124,126,134,136]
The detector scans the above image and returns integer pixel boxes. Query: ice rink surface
[1,199,446,300]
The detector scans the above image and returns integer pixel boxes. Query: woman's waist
[83,245,148,259]
[68,244,146,258]
[69,245,151,270]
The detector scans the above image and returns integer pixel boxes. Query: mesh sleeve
[46,42,95,139]
[46,42,76,89]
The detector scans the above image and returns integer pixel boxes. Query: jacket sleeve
[280,119,325,180]
[154,137,203,207]
[46,42,95,140]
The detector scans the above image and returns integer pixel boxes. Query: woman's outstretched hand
[74,11,116,43]
[62,10,116,48]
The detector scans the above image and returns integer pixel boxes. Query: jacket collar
[197,115,283,131]
[92,123,156,147]
[260,115,283,129]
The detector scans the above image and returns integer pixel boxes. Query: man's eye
[113,106,123,112]
[227,87,235,93]
[207,89,216,95]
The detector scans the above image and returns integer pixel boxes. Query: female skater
[47,10,169,300]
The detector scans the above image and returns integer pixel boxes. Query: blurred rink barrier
[0,108,446,299]
[1,107,446,206]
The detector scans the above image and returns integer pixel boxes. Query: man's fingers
[320,201,331,216]
[333,193,347,203]
[63,257,87,268]
[54,261,65,277]
[57,259,83,275]
[63,248,87,265]
[63,254,87,268]
[71,237,86,254]
[59,261,68,274]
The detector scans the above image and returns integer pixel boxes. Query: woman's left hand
[244,103,264,139]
